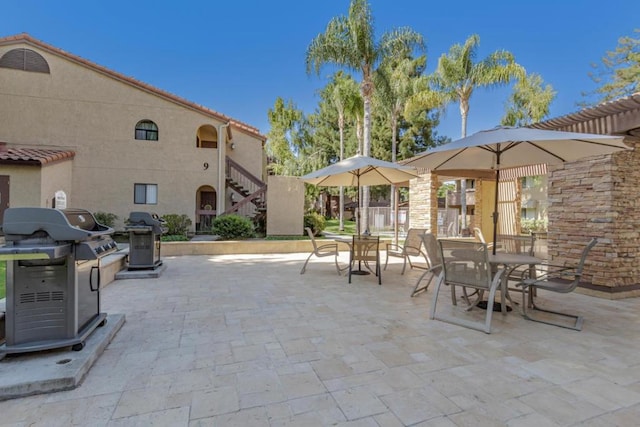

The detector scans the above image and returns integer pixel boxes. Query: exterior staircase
[223,156,267,227]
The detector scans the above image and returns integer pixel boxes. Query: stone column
[409,173,438,234]
[548,149,640,298]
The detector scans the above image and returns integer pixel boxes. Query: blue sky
[2,0,638,141]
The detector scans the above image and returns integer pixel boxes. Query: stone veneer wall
[547,149,640,299]
[473,180,483,234]
[409,173,438,233]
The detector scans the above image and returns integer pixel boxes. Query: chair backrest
[305,227,319,252]
[438,239,492,289]
[544,238,598,294]
[403,228,427,256]
[496,234,536,256]
[421,233,441,270]
[352,235,380,262]
[474,227,487,244]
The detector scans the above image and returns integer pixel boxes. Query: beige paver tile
[380,386,461,425]
[189,386,240,420]
[111,386,172,419]
[331,385,388,420]
[561,376,640,411]
[517,386,606,425]
[279,371,326,399]
[107,406,190,426]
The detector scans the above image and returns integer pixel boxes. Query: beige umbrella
[301,154,419,237]
[403,126,631,253]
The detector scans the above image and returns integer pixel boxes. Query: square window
[134,183,158,204]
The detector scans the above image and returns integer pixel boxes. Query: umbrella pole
[492,153,501,255]
[394,186,399,245]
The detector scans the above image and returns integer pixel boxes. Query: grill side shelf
[0,244,73,260]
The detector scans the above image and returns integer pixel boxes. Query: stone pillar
[548,149,640,298]
[409,173,438,234]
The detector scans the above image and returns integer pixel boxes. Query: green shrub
[93,211,118,227]
[161,234,190,242]
[521,218,548,234]
[162,214,192,236]
[304,211,326,236]
[212,214,255,240]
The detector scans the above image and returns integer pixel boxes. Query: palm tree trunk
[459,100,469,231]
[361,88,372,234]
[391,114,398,244]
[338,115,345,231]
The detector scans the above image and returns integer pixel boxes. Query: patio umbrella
[301,154,420,237]
[402,126,631,253]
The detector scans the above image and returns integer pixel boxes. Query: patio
[2,251,640,425]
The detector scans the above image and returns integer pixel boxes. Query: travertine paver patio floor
[2,251,640,426]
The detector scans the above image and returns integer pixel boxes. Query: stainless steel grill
[125,212,167,270]
[0,207,118,357]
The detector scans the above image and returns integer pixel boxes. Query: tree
[375,55,425,239]
[330,72,362,230]
[409,34,525,230]
[501,73,556,126]
[306,0,425,234]
[581,29,640,106]
[266,97,309,176]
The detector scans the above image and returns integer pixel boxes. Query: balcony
[446,190,476,207]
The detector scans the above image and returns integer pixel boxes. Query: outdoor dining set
[300,227,599,334]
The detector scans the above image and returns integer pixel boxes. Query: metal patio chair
[429,240,504,334]
[411,233,442,297]
[300,227,344,275]
[384,228,428,274]
[349,235,381,285]
[515,238,598,331]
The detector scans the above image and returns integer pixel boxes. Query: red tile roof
[0,33,267,142]
[0,147,75,166]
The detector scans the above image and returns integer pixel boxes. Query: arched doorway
[196,125,217,148]
[196,185,216,232]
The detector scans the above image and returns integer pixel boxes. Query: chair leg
[383,253,389,271]
[400,257,407,275]
[411,270,434,297]
[333,254,343,275]
[429,274,444,320]
[300,253,314,274]
[521,286,583,331]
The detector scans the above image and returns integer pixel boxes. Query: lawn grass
[323,219,357,235]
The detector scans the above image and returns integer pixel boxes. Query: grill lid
[2,207,114,242]
[126,212,167,234]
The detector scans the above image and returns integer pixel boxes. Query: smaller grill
[125,212,167,270]
[0,207,118,358]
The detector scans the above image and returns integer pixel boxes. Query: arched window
[0,48,50,73]
[135,120,158,141]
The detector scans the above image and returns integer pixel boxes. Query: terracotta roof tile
[0,147,75,166]
[0,33,267,142]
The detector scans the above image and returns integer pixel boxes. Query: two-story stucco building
[0,33,269,233]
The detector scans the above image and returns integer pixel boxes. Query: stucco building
[0,33,273,233]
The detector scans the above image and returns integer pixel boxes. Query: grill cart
[125,212,167,270]
[0,207,118,357]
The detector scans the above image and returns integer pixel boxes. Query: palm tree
[330,72,362,231]
[375,55,425,241]
[409,34,525,230]
[306,0,424,234]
